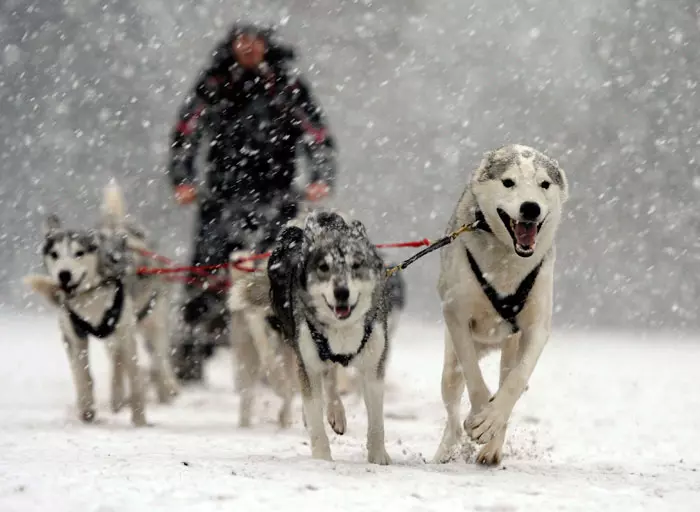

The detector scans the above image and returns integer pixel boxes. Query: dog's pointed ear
[348,220,369,240]
[24,274,62,307]
[43,214,61,235]
[552,161,569,203]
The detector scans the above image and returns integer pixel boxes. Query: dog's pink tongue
[514,222,537,247]
[335,306,351,319]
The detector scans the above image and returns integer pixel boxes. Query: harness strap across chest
[306,317,374,367]
[67,280,125,340]
[465,249,542,333]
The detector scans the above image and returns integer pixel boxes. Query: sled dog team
[25,143,569,467]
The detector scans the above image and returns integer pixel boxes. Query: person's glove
[174,184,197,205]
[306,181,331,202]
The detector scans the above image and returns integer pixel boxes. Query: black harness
[66,279,125,340]
[468,211,543,333]
[305,316,375,367]
[135,291,159,322]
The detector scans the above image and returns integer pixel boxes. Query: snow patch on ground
[1,314,699,511]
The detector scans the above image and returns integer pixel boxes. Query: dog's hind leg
[299,363,332,461]
[476,335,519,465]
[233,316,260,428]
[272,342,296,429]
[63,332,95,423]
[142,299,179,403]
[323,365,346,435]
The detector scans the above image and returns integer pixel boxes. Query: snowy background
[1,0,699,330]
[2,2,700,510]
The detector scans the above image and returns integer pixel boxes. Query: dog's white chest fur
[64,284,120,326]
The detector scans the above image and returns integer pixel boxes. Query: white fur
[432,144,569,466]
[25,182,179,426]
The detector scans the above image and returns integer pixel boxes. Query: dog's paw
[311,445,333,462]
[156,382,180,404]
[111,396,127,413]
[326,400,346,435]
[368,447,392,466]
[467,404,508,444]
[80,409,96,423]
[476,437,504,466]
[278,403,292,429]
[131,411,147,427]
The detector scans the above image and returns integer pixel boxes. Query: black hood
[209,23,296,69]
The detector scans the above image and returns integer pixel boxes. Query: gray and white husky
[24,182,179,426]
[432,144,569,465]
[227,245,406,429]
[265,211,393,464]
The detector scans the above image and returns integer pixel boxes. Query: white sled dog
[432,144,569,465]
[24,182,179,426]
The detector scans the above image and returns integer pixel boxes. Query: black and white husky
[24,182,179,426]
[267,211,393,464]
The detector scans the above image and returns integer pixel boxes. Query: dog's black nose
[58,271,72,286]
[519,201,541,221]
[333,286,350,303]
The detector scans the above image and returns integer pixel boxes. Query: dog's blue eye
[502,179,515,188]
[540,181,550,190]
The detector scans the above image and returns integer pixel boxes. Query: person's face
[233,33,266,70]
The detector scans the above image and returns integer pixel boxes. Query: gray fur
[479,146,522,181]
[267,209,393,464]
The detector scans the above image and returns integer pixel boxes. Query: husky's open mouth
[324,296,358,320]
[497,209,545,258]
[59,273,85,295]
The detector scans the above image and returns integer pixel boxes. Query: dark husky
[267,211,393,464]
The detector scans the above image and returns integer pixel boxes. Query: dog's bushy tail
[267,225,304,341]
[101,179,126,228]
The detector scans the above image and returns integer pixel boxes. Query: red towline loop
[135,238,433,288]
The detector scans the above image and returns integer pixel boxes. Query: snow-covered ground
[1,314,699,511]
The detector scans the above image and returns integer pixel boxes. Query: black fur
[267,224,306,343]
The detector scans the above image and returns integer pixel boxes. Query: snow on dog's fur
[24,182,179,426]
[266,211,393,464]
[431,144,569,466]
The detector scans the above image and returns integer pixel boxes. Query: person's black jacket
[168,24,336,199]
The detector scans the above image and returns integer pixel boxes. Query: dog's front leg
[468,325,548,445]
[361,369,391,465]
[233,318,260,428]
[323,365,346,435]
[433,306,491,463]
[109,343,126,413]
[63,333,95,423]
[142,299,179,403]
[118,324,147,427]
[476,335,519,465]
[299,363,332,461]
